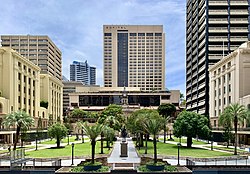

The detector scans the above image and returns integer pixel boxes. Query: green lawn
[26,141,110,158]
[211,146,248,153]
[160,137,208,145]
[40,136,88,145]
[137,142,232,158]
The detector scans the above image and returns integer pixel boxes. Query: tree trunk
[187,136,192,148]
[234,117,238,155]
[14,126,21,150]
[56,136,60,148]
[153,136,157,164]
[140,133,143,147]
[164,125,166,143]
[100,132,104,154]
[91,140,96,164]
[145,134,148,154]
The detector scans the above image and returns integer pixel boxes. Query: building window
[104,33,112,36]
[155,33,162,36]
[228,84,231,92]
[138,33,145,36]
[229,96,231,104]
[214,120,216,127]
[130,33,136,36]
[228,73,231,81]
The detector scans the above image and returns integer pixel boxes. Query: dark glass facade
[117,33,128,87]
[78,95,161,107]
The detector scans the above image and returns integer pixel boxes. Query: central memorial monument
[120,127,128,157]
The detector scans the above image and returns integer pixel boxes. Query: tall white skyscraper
[70,60,96,85]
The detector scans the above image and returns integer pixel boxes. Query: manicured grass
[212,146,247,153]
[26,141,110,158]
[160,137,208,145]
[40,136,87,145]
[137,142,232,158]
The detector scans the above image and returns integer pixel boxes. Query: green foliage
[98,104,124,131]
[158,103,176,118]
[70,109,88,118]
[165,165,177,172]
[80,122,104,164]
[219,103,250,154]
[83,161,102,166]
[40,101,48,109]
[48,123,68,147]
[173,111,210,147]
[71,165,109,173]
[48,115,53,127]
[138,164,176,172]
[2,110,34,150]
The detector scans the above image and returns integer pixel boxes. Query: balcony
[230,27,248,33]
[230,10,248,15]
[209,18,228,24]
[230,36,248,42]
[230,1,248,6]
[209,1,228,6]
[209,36,227,42]
[209,10,228,15]
[209,27,228,33]
[230,18,248,24]
[209,45,224,51]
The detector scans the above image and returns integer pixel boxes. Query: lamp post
[81,130,84,143]
[211,134,214,151]
[35,134,38,151]
[71,143,74,165]
[68,133,70,145]
[177,143,181,166]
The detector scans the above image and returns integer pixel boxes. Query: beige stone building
[209,42,250,143]
[103,25,165,91]
[40,74,63,124]
[1,35,62,81]
[0,47,47,143]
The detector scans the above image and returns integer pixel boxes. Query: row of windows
[213,62,232,76]
[104,33,162,37]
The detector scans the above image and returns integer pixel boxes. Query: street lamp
[211,134,214,151]
[177,143,181,166]
[71,143,74,165]
[35,134,38,151]
[68,133,70,145]
[81,130,84,143]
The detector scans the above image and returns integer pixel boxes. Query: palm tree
[219,103,250,155]
[2,110,34,150]
[142,112,164,164]
[80,122,103,164]
[157,103,176,143]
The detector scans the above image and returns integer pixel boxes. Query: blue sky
[0,0,186,94]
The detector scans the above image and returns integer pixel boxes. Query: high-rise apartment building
[0,35,62,81]
[103,25,165,91]
[70,60,96,85]
[186,0,250,115]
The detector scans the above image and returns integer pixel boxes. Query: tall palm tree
[142,112,164,164]
[158,103,176,143]
[2,110,34,150]
[80,122,103,164]
[219,103,250,155]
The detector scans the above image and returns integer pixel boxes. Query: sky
[0,0,186,94]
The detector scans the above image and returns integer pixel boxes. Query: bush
[71,166,109,173]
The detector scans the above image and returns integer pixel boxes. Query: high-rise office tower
[70,60,96,85]
[1,35,62,81]
[186,0,250,115]
[103,25,165,91]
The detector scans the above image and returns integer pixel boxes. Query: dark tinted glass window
[130,33,137,36]
[155,33,162,36]
[104,33,112,36]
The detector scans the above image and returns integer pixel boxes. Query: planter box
[83,164,102,171]
[146,164,165,171]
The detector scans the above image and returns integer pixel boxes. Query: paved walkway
[107,137,140,164]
